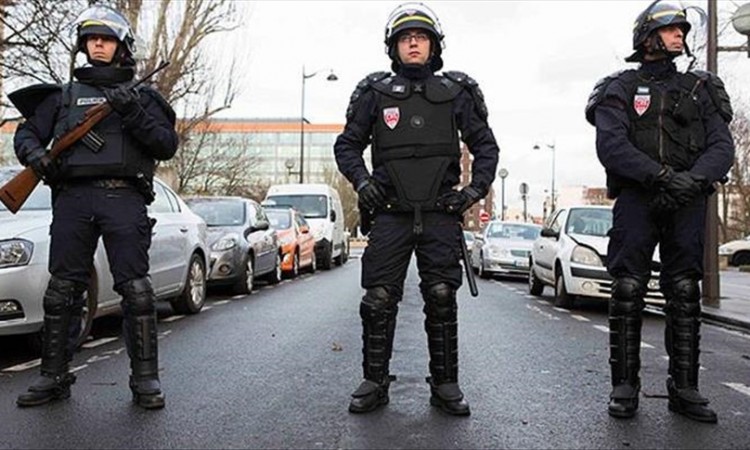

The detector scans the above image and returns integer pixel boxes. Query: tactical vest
[54,82,155,180]
[370,75,461,220]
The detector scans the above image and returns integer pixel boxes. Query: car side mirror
[300,224,310,234]
[474,232,483,241]
[540,227,559,239]
[330,209,336,222]
[251,220,269,232]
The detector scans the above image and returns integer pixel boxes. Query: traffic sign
[479,210,490,223]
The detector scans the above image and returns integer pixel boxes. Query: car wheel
[267,253,282,284]
[529,265,544,296]
[309,251,317,273]
[554,271,575,309]
[285,251,299,279]
[478,253,490,279]
[732,251,750,267]
[170,253,206,314]
[233,255,254,295]
[74,278,98,348]
[319,243,333,270]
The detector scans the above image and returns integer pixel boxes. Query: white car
[470,221,541,279]
[0,167,209,348]
[528,205,663,308]
[719,235,750,267]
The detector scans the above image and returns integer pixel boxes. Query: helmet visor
[385,2,443,45]
[642,1,691,31]
[71,5,132,42]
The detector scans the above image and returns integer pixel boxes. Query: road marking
[715,327,750,340]
[641,342,655,349]
[158,330,173,339]
[86,355,111,363]
[524,295,537,299]
[572,315,590,322]
[202,305,213,311]
[593,325,609,333]
[161,315,185,323]
[214,300,231,305]
[553,307,571,313]
[535,300,548,306]
[82,337,119,349]
[526,304,560,321]
[723,382,750,397]
[70,364,88,373]
[2,359,41,372]
[102,348,126,356]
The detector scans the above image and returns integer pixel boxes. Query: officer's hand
[437,186,482,215]
[104,86,140,116]
[28,154,60,183]
[666,171,703,206]
[356,178,386,211]
[650,192,681,213]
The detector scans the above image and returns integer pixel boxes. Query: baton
[459,224,479,297]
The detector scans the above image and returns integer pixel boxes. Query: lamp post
[300,65,337,184]
[702,1,750,307]
[499,168,509,221]
[520,182,529,222]
[533,142,556,214]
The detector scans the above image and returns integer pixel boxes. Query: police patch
[633,94,651,116]
[383,107,400,130]
[77,97,107,106]
[392,85,405,93]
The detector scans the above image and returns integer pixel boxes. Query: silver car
[0,167,209,348]
[185,196,281,295]
[470,221,542,279]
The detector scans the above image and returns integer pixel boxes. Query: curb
[645,305,750,333]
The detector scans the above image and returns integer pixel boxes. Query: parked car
[470,221,541,279]
[185,196,281,294]
[0,167,208,348]
[719,234,750,267]
[463,230,475,257]
[264,184,348,270]
[528,205,663,308]
[264,205,316,277]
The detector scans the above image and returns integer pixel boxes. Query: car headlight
[718,245,731,256]
[488,246,509,258]
[0,239,34,268]
[571,245,603,267]
[212,236,237,251]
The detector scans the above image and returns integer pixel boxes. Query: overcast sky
[211,1,749,216]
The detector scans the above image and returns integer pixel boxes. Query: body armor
[54,82,155,180]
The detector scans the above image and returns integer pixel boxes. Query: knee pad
[44,277,87,313]
[611,277,646,315]
[361,286,400,319]
[423,282,456,321]
[118,277,155,316]
[665,277,700,318]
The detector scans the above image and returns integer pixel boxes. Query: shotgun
[0,60,170,214]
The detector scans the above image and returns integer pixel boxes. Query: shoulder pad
[423,75,462,103]
[8,83,62,119]
[585,70,632,126]
[138,85,176,125]
[346,71,390,121]
[442,70,488,119]
[691,70,733,123]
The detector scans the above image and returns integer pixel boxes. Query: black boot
[120,278,165,410]
[665,301,717,423]
[349,287,398,414]
[424,283,470,417]
[17,278,83,407]
[607,279,645,419]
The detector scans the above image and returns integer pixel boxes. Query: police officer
[334,2,499,416]
[14,5,178,409]
[586,0,734,423]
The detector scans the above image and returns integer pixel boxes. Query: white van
[264,183,348,270]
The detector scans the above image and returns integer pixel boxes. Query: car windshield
[486,223,540,241]
[266,209,292,230]
[266,195,327,219]
[566,208,612,237]
[0,171,52,211]
[187,200,245,226]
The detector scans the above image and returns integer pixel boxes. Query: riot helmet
[626,0,692,62]
[72,5,137,66]
[384,2,445,71]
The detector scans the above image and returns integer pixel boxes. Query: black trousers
[48,184,151,289]
[361,211,463,291]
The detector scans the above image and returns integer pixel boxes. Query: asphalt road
[1,252,749,449]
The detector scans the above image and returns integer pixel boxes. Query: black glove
[28,153,60,183]
[104,85,140,116]
[356,178,386,211]
[650,192,681,213]
[654,167,703,206]
[437,186,482,215]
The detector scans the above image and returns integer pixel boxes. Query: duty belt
[64,178,136,189]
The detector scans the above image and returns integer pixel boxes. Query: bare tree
[322,165,358,234]
[721,107,750,241]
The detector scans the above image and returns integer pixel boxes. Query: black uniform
[14,65,177,408]
[587,58,734,420]
[334,63,499,414]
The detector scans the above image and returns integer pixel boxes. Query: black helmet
[626,0,692,62]
[384,2,445,71]
[72,5,137,66]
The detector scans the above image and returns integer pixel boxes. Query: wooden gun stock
[0,60,170,214]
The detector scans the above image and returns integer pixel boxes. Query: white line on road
[571,315,590,322]
[214,300,231,305]
[161,315,185,323]
[593,325,609,333]
[158,330,173,339]
[70,364,88,373]
[641,342,655,349]
[535,300,548,306]
[723,382,750,397]
[524,295,537,299]
[82,337,119,348]
[2,359,41,372]
[526,304,560,321]
[86,355,111,363]
[553,307,571,313]
[202,305,213,311]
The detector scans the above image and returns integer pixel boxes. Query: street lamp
[533,142,556,214]
[498,168,509,221]
[299,65,337,184]
[702,1,750,307]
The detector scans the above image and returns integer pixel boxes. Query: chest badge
[383,107,400,130]
[633,86,651,116]
[77,97,106,106]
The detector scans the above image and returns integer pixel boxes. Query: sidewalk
[701,268,750,331]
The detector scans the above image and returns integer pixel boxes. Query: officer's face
[396,28,432,66]
[86,34,118,64]
[657,25,685,54]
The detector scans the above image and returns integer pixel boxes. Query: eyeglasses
[397,31,430,44]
